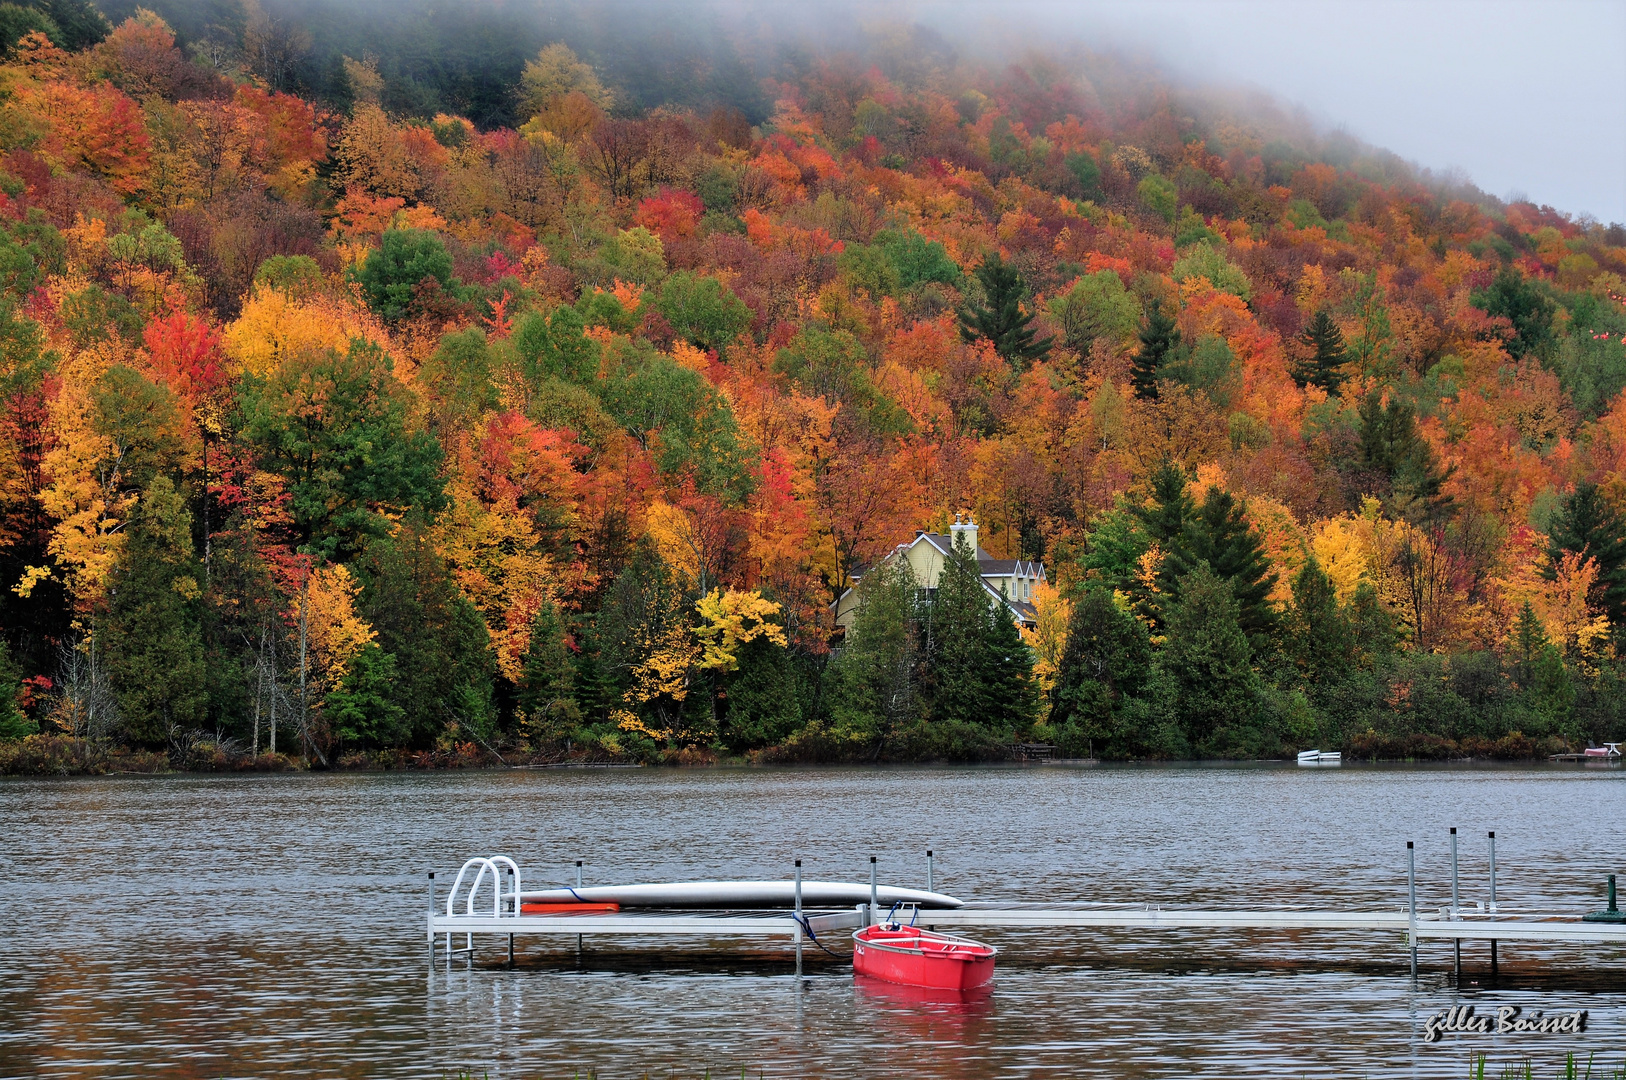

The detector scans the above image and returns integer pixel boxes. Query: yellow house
[832,514,1047,634]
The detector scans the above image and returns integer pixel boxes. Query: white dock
[424,854,1626,973]
[428,904,1626,946]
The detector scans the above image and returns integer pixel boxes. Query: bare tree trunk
[251,624,265,757]
[296,581,327,766]
[269,627,277,755]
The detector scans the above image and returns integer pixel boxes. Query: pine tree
[1131,299,1180,400]
[920,532,995,725]
[1128,461,1195,627]
[517,600,580,740]
[1050,586,1150,737]
[957,252,1053,367]
[721,634,803,752]
[1159,563,1258,748]
[829,559,919,746]
[1165,486,1280,646]
[0,638,35,741]
[1357,390,1454,523]
[1348,580,1396,666]
[1293,310,1347,394]
[1286,559,1353,684]
[101,476,207,746]
[1545,481,1626,628]
[981,587,1038,733]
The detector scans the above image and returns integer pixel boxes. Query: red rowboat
[852,922,996,990]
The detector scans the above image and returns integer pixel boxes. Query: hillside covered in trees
[2,0,1625,770]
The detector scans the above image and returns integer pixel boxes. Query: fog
[916,0,1626,223]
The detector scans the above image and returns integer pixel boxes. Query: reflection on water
[0,765,1622,1078]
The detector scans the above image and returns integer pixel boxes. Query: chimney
[949,512,978,554]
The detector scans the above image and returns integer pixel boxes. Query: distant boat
[1583,743,1621,759]
[853,923,996,990]
[1297,750,1342,767]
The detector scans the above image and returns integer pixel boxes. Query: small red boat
[852,922,997,990]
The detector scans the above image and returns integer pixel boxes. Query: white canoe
[518,880,964,909]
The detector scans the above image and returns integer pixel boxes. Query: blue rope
[792,912,844,957]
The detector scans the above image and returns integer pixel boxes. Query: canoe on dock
[518,880,964,909]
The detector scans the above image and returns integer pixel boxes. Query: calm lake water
[1,764,1622,1079]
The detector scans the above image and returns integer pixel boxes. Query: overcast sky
[920,0,1626,224]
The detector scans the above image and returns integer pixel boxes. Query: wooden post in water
[427,871,436,964]
[507,867,515,968]
[576,859,584,956]
[1488,831,1498,977]
[1450,828,1460,982]
[926,849,934,894]
[794,859,803,978]
[1407,842,1417,982]
[869,856,878,926]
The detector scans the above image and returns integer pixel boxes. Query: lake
[1,763,1621,1078]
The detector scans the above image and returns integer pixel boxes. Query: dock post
[427,871,436,963]
[575,859,584,956]
[927,849,934,894]
[869,856,878,926]
[1488,831,1498,976]
[1450,828,1460,982]
[794,859,803,978]
[1407,841,1417,983]
[507,868,515,967]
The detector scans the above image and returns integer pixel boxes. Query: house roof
[849,532,1047,585]
[837,530,1046,628]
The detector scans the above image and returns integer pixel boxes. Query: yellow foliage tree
[224,286,389,379]
[1308,515,1373,601]
[299,563,374,696]
[1020,580,1070,718]
[693,588,787,671]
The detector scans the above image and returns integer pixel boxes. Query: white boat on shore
[1297,750,1342,767]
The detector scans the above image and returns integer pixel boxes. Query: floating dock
[425,846,1626,979]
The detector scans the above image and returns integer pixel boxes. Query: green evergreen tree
[1128,461,1195,625]
[957,252,1052,367]
[1131,298,1181,400]
[1293,310,1347,394]
[920,532,994,726]
[1286,559,1353,684]
[1544,481,1626,628]
[1471,267,1557,361]
[1165,486,1280,646]
[1508,602,1574,726]
[1347,580,1397,667]
[828,559,919,749]
[1050,586,1150,743]
[721,633,804,752]
[1357,390,1454,523]
[0,638,35,741]
[35,0,109,50]
[359,521,497,746]
[511,305,600,386]
[1080,504,1153,595]
[1158,563,1259,749]
[102,476,207,746]
[327,643,407,748]
[517,600,580,740]
[981,586,1038,733]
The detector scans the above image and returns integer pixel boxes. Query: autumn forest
[2,0,1625,771]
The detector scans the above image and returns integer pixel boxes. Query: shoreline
[1,734,1620,778]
